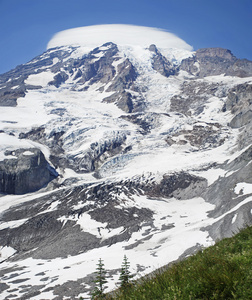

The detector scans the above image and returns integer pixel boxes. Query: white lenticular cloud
[47,24,193,50]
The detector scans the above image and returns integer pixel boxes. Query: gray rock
[0,148,58,194]
[144,172,207,200]
[0,282,9,293]
[0,87,26,107]
[223,83,252,128]
[103,90,134,113]
[0,46,76,106]
[149,44,176,77]
[229,110,252,128]
[170,79,223,116]
[66,42,118,87]
[224,83,252,114]
[48,71,69,88]
[168,124,226,149]
[106,58,137,92]
[180,48,252,77]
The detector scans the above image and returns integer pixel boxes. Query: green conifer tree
[92,258,107,299]
[119,255,133,292]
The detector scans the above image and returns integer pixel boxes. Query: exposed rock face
[67,42,119,87]
[170,80,224,116]
[0,148,57,194]
[106,58,137,92]
[180,48,252,77]
[225,84,252,113]
[143,172,208,200]
[166,124,226,149]
[120,113,154,134]
[48,71,69,87]
[203,145,252,240]
[0,87,26,107]
[224,84,252,128]
[149,44,176,77]
[0,47,76,106]
[103,90,134,113]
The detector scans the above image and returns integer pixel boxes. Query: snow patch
[0,246,16,262]
[0,219,28,230]
[22,150,34,156]
[25,71,55,87]
[232,213,237,224]
[234,182,252,195]
[0,133,35,161]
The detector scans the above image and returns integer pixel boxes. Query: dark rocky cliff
[0,148,57,194]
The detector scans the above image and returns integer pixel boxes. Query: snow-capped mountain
[0,24,252,299]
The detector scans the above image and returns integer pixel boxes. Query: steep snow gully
[0,25,252,299]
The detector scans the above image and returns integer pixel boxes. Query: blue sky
[0,0,251,74]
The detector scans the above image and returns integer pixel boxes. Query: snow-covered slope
[0,25,252,299]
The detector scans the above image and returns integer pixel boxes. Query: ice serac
[0,24,252,299]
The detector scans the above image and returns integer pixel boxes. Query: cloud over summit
[47,24,193,50]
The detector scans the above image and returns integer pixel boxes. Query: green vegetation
[118,255,133,294]
[105,226,252,299]
[92,258,108,299]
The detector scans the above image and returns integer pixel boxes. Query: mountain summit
[0,25,252,299]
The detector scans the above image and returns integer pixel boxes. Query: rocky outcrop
[143,172,208,200]
[0,148,58,194]
[149,44,176,77]
[224,83,252,114]
[121,113,153,134]
[223,83,252,128]
[0,176,154,260]
[48,71,69,87]
[180,48,252,77]
[170,80,223,116]
[103,90,134,113]
[0,47,76,106]
[66,42,119,88]
[102,57,138,112]
[166,123,226,149]
[0,86,26,107]
[106,58,137,92]
[0,170,205,261]
[203,146,252,240]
